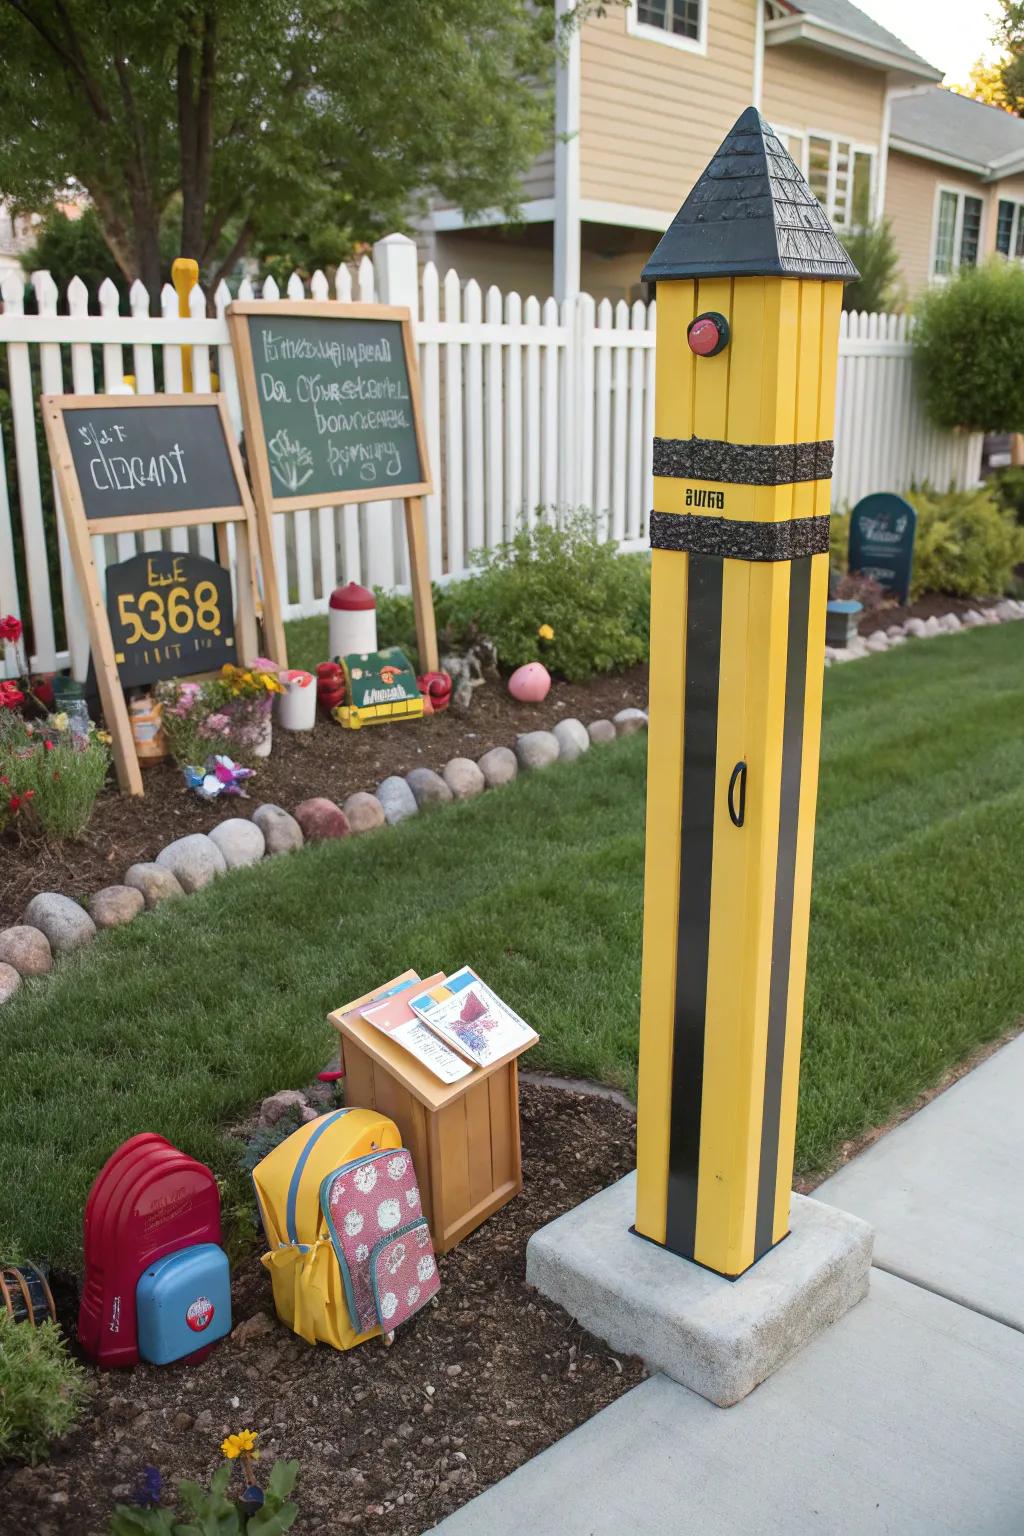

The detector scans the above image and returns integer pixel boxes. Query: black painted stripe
[665,554,723,1259]
[654,435,833,486]
[650,510,830,563]
[754,556,812,1259]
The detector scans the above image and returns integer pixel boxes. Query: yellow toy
[634,108,858,1278]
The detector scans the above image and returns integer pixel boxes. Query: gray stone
[818,1031,1024,1332]
[343,791,386,835]
[0,963,21,1005]
[123,863,185,909]
[885,624,905,639]
[923,614,943,637]
[258,1089,309,1127]
[0,924,52,977]
[251,803,303,856]
[23,892,97,955]
[587,719,617,745]
[430,1272,1024,1536]
[938,611,961,634]
[477,746,518,788]
[442,757,486,800]
[377,775,418,825]
[406,766,454,808]
[905,616,927,638]
[90,885,145,930]
[613,707,648,736]
[155,833,228,892]
[209,817,267,868]
[962,609,986,628]
[515,731,560,771]
[526,1170,872,1407]
[864,631,890,653]
[552,718,590,762]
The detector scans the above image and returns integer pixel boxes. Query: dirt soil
[0,667,649,929]
[2,1083,644,1536]
[856,592,997,637]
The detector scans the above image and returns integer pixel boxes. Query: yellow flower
[537,624,555,641]
[51,711,69,732]
[96,729,112,744]
[221,1429,258,1460]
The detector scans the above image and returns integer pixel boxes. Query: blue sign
[848,493,917,603]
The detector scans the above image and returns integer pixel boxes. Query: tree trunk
[178,8,217,269]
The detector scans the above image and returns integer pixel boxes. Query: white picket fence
[0,233,982,678]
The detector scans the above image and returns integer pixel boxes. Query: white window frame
[770,124,876,229]
[930,183,986,282]
[626,0,708,57]
[995,196,1024,261]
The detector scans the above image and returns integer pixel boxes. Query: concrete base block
[526,1171,873,1407]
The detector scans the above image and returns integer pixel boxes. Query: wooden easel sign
[42,393,265,796]
[227,300,438,671]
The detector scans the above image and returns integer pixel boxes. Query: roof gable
[890,88,1024,176]
[786,0,939,77]
[642,107,859,283]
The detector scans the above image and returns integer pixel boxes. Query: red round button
[686,311,730,357]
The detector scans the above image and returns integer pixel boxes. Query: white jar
[328,582,378,659]
[278,669,317,731]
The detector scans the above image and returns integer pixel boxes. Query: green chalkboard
[237,309,426,504]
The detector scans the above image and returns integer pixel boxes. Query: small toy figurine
[417,671,452,714]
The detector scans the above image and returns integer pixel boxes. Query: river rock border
[0,706,648,1007]
[825,597,1024,664]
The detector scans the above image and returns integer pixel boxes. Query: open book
[409,967,539,1069]
[360,973,473,1085]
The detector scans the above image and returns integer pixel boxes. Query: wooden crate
[329,1001,528,1255]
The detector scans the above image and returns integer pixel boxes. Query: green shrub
[905,483,1024,600]
[0,1312,89,1464]
[375,512,651,683]
[840,221,901,314]
[913,261,1024,431]
[0,711,110,840]
[108,1456,299,1534]
[990,465,1024,524]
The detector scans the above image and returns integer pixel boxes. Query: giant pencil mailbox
[634,109,858,1279]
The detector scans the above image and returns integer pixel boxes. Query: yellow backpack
[253,1106,402,1351]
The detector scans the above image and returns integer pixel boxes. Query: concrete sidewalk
[430,1032,1024,1535]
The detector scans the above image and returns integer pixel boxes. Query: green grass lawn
[3,624,1024,1270]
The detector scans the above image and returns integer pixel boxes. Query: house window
[628,0,707,53]
[933,190,984,277]
[806,135,875,229]
[996,198,1024,260]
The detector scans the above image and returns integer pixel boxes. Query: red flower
[0,681,24,710]
[44,739,54,752]
[0,615,23,644]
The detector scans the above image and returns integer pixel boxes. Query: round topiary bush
[913,261,1024,432]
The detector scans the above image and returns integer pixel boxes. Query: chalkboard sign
[105,551,236,687]
[849,493,917,603]
[42,392,267,796]
[227,301,431,510]
[61,402,244,522]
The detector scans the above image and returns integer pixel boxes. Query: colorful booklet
[409,967,539,1068]
[360,972,473,1085]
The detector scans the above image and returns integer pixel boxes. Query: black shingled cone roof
[642,106,860,283]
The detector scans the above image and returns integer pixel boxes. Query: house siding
[885,152,1024,297]
[578,0,757,211]
[762,44,885,151]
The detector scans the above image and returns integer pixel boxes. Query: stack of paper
[352,967,539,1083]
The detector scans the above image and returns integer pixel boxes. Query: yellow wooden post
[634,108,858,1279]
[171,258,200,392]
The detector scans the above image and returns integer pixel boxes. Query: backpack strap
[284,1107,352,1249]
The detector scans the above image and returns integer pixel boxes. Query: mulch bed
[856,592,997,637]
[0,666,649,929]
[2,1082,644,1536]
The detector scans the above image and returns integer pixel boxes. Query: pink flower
[199,712,231,738]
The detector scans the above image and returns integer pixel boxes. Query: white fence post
[373,233,419,589]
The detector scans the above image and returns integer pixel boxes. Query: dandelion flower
[537,623,555,641]
[221,1429,259,1460]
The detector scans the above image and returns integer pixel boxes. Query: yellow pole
[634,108,858,1278]
[171,257,200,392]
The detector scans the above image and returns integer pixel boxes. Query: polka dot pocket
[324,1148,438,1335]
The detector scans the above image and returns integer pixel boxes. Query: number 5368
[116,581,221,644]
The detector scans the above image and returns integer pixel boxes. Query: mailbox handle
[727,760,747,828]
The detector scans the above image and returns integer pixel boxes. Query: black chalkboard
[242,312,424,500]
[849,493,917,603]
[62,403,244,521]
[105,550,236,686]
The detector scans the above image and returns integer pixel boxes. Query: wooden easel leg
[66,523,143,796]
[219,522,260,664]
[404,497,439,673]
[254,506,288,667]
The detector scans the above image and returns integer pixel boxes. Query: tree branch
[209,213,254,291]
[2,0,113,123]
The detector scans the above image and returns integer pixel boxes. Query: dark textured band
[653,434,834,485]
[649,510,830,562]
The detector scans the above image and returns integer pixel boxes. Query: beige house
[417,0,941,302]
[886,88,1024,297]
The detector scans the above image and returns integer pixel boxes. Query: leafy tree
[0,0,560,304]
[948,58,1015,112]
[913,260,1024,431]
[18,207,121,299]
[840,220,901,313]
[995,2,1024,114]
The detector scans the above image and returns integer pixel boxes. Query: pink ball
[508,662,552,703]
